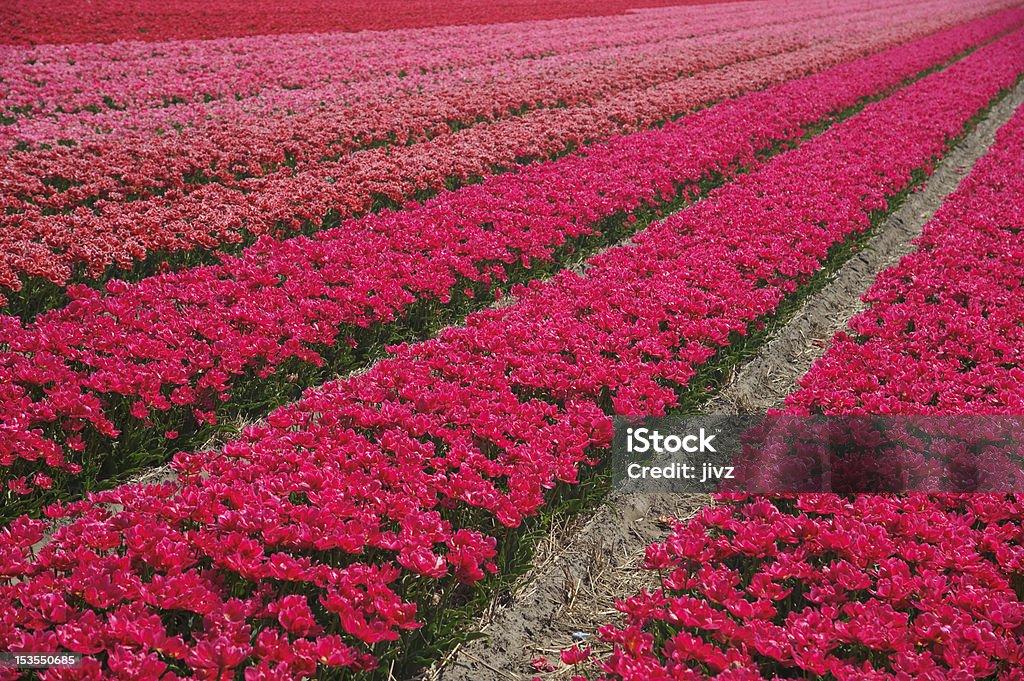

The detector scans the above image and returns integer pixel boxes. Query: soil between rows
[427,78,1024,681]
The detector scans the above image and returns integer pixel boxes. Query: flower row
[3,4,1014,309]
[2,26,1019,678]
[3,17,1011,510]
[0,19,822,214]
[7,0,912,216]
[0,0,728,46]
[578,99,1024,681]
[786,99,1024,416]
[3,0,837,125]
[589,495,1024,680]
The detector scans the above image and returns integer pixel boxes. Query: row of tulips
[0,18,833,208]
[786,107,1024,416]
[0,0,730,46]
[585,494,1024,680]
[3,1,1014,308]
[3,15,1014,515]
[2,25,1021,679]
[2,30,804,153]
[2,0,865,127]
[572,100,1024,681]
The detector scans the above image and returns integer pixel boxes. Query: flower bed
[3,26,1021,678]
[3,16,1015,515]
[2,1,1012,308]
[592,495,1024,680]
[787,109,1024,416]
[0,0,739,46]
[580,98,1024,681]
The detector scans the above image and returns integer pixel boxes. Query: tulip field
[591,96,1024,681]
[2,0,1024,679]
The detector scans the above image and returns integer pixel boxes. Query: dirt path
[426,80,1024,681]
